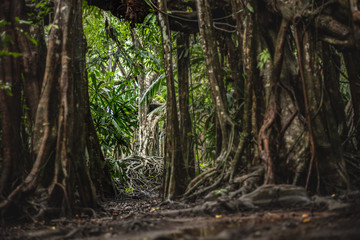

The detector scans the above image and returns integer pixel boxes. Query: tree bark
[177,32,195,181]
[230,1,257,181]
[0,0,24,196]
[343,51,360,149]
[158,0,186,199]
[296,25,349,192]
[0,0,113,216]
[196,0,233,164]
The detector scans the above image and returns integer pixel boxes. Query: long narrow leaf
[140,74,165,105]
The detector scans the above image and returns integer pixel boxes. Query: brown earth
[1,190,360,240]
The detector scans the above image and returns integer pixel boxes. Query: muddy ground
[1,190,360,240]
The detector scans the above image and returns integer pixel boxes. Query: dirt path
[1,194,360,240]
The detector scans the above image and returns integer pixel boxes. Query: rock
[202,201,222,214]
[239,184,311,208]
[312,195,350,211]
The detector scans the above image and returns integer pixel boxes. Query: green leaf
[0,20,10,27]
[15,17,32,25]
[0,51,22,57]
[140,74,165,105]
[27,36,38,46]
[246,3,254,13]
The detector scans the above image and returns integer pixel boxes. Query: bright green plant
[0,81,12,96]
[214,188,228,196]
[125,187,134,194]
[257,48,270,69]
[88,69,138,155]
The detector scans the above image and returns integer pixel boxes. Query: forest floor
[1,188,360,240]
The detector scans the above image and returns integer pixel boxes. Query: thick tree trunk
[230,2,257,181]
[196,0,234,164]
[296,25,349,192]
[343,51,360,149]
[158,0,186,199]
[259,19,290,184]
[0,0,113,217]
[0,0,24,196]
[177,32,195,181]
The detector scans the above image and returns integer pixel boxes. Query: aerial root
[184,160,229,199]
[115,155,163,194]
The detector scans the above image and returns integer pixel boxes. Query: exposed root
[183,120,235,199]
[230,166,265,197]
[185,167,226,199]
[184,168,217,196]
[115,155,163,194]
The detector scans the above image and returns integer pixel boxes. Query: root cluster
[114,155,163,194]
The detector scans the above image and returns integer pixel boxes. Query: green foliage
[27,0,51,25]
[0,81,13,96]
[83,7,164,185]
[0,20,10,27]
[0,51,22,58]
[339,58,351,103]
[15,17,32,25]
[186,37,218,170]
[125,187,134,194]
[214,188,228,196]
[107,156,128,184]
[257,48,270,69]
[246,3,255,13]
[1,25,14,50]
[88,69,138,154]
[84,8,139,158]
[140,74,165,105]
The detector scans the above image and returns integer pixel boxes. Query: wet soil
[1,194,360,240]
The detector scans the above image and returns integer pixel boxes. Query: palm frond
[140,74,165,105]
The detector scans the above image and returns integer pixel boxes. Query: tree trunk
[0,0,114,217]
[343,51,360,149]
[259,18,290,184]
[177,32,195,181]
[0,0,24,196]
[196,0,234,164]
[230,1,257,181]
[295,24,349,192]
[158,0,186,199]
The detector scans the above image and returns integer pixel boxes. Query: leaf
[15,17,32,25]
[246,3,254,13]
[143,13,155,25]
[0,20,10,27]
[140,74,165,105]
[0,51,22,57]
[27,36,38,46]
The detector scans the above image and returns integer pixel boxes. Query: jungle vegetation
[0,0,360,219]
